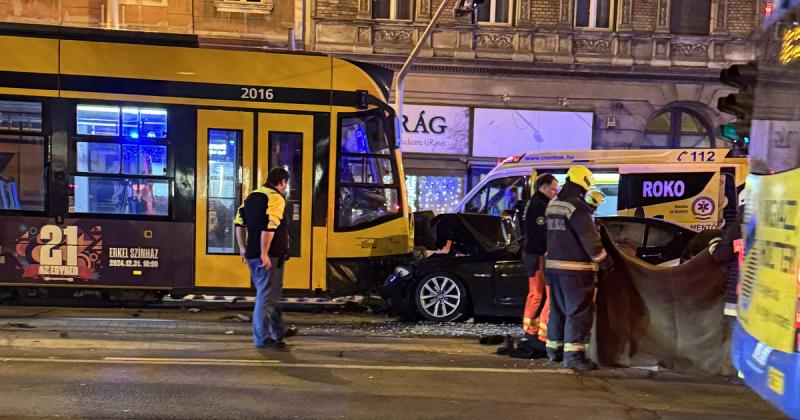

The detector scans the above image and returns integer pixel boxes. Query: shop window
[337,113,401,229]
[477,0,511,24]
[643,107,715,149]
[670,0,711,36]
[207,129,241,254]
[406,175,464,214]
[373,0,412,20]
[0,100,45,212]
[574,0,613,30]
[72,104,170,216]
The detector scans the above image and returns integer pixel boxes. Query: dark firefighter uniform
[544,166,611,370]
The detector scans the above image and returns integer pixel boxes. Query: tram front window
[337,112,401,229]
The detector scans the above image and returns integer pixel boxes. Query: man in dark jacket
[234,167,292,349]
[544,165,613,370]
[517,174,559,356]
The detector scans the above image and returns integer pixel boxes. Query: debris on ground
[220,313,251,322]
[223,330,235,335]
[187,308,201,313]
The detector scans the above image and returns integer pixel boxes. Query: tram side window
[207,129,241,254]
[337,114,401,228]
[71,104,170,216]
[0,100,45,211]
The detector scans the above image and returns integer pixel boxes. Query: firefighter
[544,165,613,371]
[516,174,559,358]
[585,189,606,214]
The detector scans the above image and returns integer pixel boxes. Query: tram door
[255,113,313,290]
[194,110,313,290]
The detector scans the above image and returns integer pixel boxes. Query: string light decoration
[405,175,464,214]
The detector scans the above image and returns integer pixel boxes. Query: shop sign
[401,104,470,155]
[472,108,593,158]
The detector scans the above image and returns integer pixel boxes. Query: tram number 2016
[240,87,274,101]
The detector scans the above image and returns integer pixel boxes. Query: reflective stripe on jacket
[544,194,606,273]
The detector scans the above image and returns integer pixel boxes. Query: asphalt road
[0,306,787,420]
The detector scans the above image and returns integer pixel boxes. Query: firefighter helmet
[585,189,606,208]
[566,165,596,191]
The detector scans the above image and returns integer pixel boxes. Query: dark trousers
[545,271,595,362]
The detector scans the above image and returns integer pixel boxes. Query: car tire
[414,273,468,322]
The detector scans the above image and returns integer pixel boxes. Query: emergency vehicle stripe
[546,340,564,349]
[591,249,608,263]
[564,343,586,352]
[545,260,599,271]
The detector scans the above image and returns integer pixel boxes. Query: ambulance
[453,149,748,232]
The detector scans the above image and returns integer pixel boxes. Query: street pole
[392,0,451,120]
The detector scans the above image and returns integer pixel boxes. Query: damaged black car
[382,213,705,322]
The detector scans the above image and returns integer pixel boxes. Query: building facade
[0,0,766,212]
[310,0,764,210]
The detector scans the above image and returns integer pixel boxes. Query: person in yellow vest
[234,168,292,349]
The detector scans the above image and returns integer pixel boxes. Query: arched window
[643,107,715,149]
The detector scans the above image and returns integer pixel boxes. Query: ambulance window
[465,176,526,216]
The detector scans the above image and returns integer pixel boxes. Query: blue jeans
[246,257,285,347]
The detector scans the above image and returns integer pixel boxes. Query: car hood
[431,213,517,256]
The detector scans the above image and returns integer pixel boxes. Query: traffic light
[718,63,757,149]
[454,0,486,19]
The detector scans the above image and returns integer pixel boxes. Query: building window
[373,0,412,20]
[643,107,715,149]
[670,0,711,35]
[575,0,614,29]
[476,0,511,24]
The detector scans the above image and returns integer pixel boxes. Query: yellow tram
[0,24,412,298]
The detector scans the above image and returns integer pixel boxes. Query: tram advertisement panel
[0,218,180,288]
[738,171,798,353]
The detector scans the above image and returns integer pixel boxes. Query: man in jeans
[235,167,290,349]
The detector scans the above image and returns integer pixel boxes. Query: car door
[492,256,529,317]
[639,221,685,265]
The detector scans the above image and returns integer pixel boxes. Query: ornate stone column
[614,0,634,65]
[711,0,728,35]
[618,0,634,31]
[357,0,372,20]
[416,0,431,20]
[655,0,670,33]
[558,0,573,29]
[518,0,530,25]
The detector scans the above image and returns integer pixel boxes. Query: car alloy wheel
[415,274,466,322]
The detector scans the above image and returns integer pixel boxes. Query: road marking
[0,356,573,375]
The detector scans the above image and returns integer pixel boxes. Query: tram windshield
[337,110,401,229]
